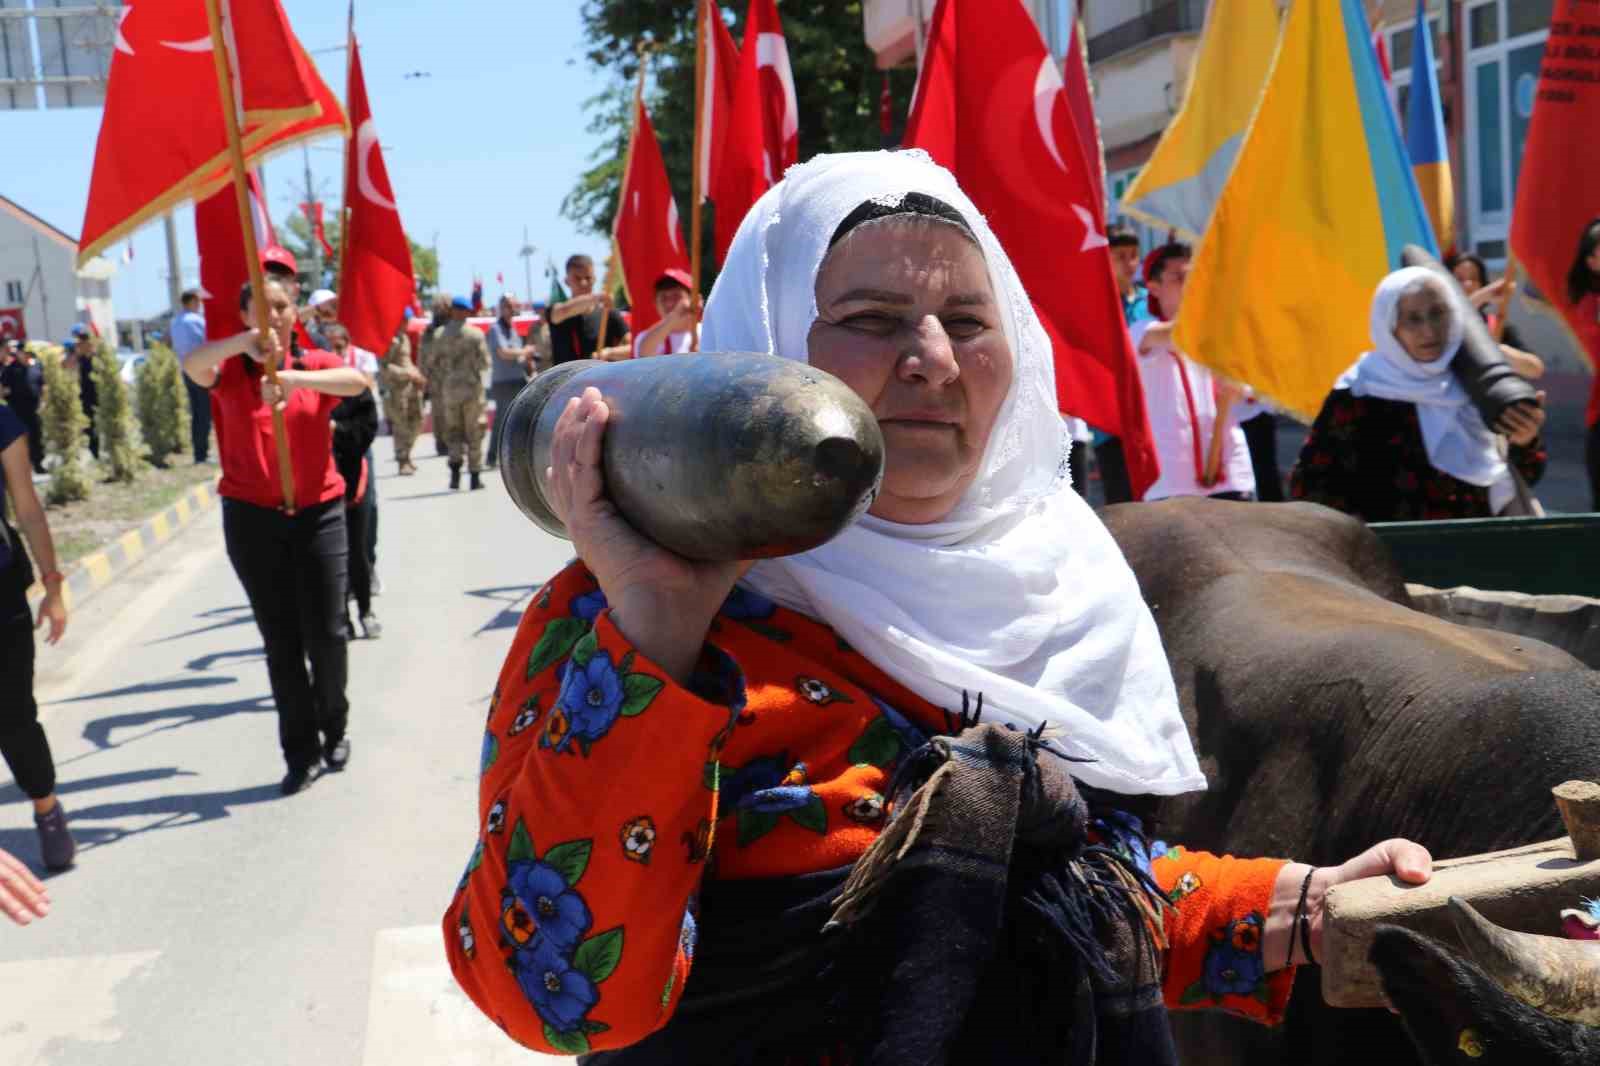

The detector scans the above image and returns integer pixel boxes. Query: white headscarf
[1335,266,1514,512]
[702,150,1204,797]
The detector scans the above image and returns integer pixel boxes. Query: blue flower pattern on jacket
[508,858,593,953]
[545,652,626,754]
[512,934,600,1034]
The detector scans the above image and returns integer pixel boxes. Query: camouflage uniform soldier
[382,330,425,475]
[432,295,491,491]
[419,294,453,456]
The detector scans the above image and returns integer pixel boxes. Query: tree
[91,339,142,483]
[135,342,189,468]
[39,346,89,504]
[567,2,917,290]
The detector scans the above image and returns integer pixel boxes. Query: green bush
[90,339,142,483]
[136,342,189,467]
[39,345,89,504]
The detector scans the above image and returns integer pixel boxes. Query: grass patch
[36,457,216,567]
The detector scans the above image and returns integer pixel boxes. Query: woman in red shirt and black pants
[183,278,370,795]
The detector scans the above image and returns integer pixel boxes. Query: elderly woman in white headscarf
[444,152,1430,1064]
[1290,267,1547,521]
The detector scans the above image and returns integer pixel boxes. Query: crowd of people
[1090,219,1600,522]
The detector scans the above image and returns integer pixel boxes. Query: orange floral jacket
[444,562,1295,1056]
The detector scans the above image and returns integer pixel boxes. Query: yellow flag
[1118,0,1281,240]
[1172,0,1436,420]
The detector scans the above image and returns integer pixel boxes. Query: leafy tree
[568,2,917,290]
[281,212,439,301]
[39,347,89,504]
[135,343,189,468]
[91,340,143,483]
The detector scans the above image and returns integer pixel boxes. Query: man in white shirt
[631,269,699,358]
[1128,243,1255,502]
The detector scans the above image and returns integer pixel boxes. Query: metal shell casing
[498,352,885,561]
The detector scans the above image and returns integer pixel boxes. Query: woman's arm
[2,437,64,643]
[182,330,258,388]
[275,366,370,399]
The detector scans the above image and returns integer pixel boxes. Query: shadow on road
[81,694,275,751]
[46,675,236,706]
[185,646,266,673]
[149,604,257,645]
[465,584,535,634]
[0,766,199,805]
[0,781,285,864]
[386,489,466,502]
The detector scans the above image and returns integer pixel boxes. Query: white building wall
[0,201,115,344]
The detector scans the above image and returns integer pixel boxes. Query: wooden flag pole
[689,0,708,351]
[336,0,355,296]
[1491,254,1519,344]
[1202,387,1234,488]
[600,42,651,356]
[203,0,298,514]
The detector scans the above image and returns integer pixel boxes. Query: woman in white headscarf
[1290,267,1547,521]
[445,152,1429,1064]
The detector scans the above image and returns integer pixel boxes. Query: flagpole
[336,2,355,296]
[203,0,298,514]
[601,41,651,356]
[689,0,708,351]
[1491,254,1519,344]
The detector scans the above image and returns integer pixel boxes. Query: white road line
[362,926,573,1066]
[0,949,161,1064]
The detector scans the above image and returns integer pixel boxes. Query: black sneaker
[469,471,484,491]
[281,763,325,795]
[323,737,351,771]
[34,801,76,871]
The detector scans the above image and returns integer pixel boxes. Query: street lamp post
[519,227,537,309]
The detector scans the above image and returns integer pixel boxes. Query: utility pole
[302,145,323,287]
[31,237,49,341]
[519,228,537,309]
[163,212,183,311]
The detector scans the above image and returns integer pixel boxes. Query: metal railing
[1086,0,1207,64]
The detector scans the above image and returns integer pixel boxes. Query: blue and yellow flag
[1118,0,1282,241]
[1404,0,1454,253]
[1172,0,1437,421]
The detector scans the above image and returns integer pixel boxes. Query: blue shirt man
[173,290,212,463]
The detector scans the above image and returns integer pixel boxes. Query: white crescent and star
[356,119,398,212]
[667,199,682,254]
[112,8,217,57]
[755,33,799,143]
[1033,56,1068,174]
[1072,204,1108,252]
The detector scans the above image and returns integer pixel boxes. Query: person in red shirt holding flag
[182,276,370,796]
[1565,219,1600,510]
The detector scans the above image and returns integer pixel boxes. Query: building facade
[0,195,116,345]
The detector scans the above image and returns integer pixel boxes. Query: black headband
[828,191,978,250]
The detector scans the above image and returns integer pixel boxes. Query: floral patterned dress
[1288,389,1546,523]
[444,562,1297,1057]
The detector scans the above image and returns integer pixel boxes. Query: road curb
[27,481,218,613]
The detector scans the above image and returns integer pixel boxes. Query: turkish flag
[1511,0,1600,387]
[0,308,25,341]
[80,0,343,265]
[1063,19,1105,220]
[903,0,1159,499]
[338,35,416,360]
[712,0,797,263]
[196,170,282,342]
[615,91,690,337]
[697,0,741,203]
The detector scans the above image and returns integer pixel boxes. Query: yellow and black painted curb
[26,482,217,612]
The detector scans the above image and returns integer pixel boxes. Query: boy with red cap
[631,268,698,358]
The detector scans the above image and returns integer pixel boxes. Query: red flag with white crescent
[615,91,690,336]
[79,0,344,265]
[696,0,740,204]
[712,0,797,263]
[338,34,416,360]
[195,169,286,342]
[903,0,1159,499]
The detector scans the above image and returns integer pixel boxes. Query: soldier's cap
[70,323,91,337]
[450,295,473,311]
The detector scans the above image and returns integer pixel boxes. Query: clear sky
[6,2,614,319]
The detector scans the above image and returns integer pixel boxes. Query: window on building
[1390,17,1443,73]
[4,280,22,304]
[1507,0,1554,39]
[1475,61,1505,214]
[1469,4,1498,47]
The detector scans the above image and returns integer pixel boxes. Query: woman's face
[240,280,295,351]
[1587,241,1600,276]
[1392,283,1453,363]
[1451,260,1484,295]
[808,217,1013,524]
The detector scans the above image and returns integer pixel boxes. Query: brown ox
[1099,498,1600,1066]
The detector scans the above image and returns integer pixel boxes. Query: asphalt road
[0,441,572,1066]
